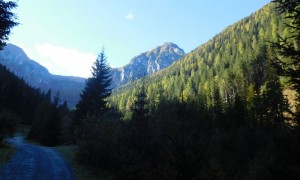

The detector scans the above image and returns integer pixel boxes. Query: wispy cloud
[125,11,134,20]
[35,44,96,78]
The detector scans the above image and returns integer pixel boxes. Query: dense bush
[77,111,122,171]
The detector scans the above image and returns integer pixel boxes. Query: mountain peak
[155,42,182,52]
[162,42,179,48]
[156,42,185,58]
[130,42,185,64]
[111,42,185,88]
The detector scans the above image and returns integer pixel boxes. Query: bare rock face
[110,42,185,88]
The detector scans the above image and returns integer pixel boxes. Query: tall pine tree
[74,49,112,123]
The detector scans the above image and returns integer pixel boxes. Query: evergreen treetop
[75,49,112,120]
[0,0,18,49]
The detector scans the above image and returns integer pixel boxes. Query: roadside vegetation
[0,144,15,166]
[54,146,110,180]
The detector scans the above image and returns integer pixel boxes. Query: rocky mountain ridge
[0,42,185,107]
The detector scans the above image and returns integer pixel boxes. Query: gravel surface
[0,136,74,180]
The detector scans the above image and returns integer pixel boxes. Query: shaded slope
[0,44,85,108]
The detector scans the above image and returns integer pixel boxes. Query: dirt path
[0,136,74,180]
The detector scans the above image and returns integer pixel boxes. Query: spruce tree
[213,86,223,128]
[0,0,18,49]
[46,92,62,146]
[252,90,265,127]
[261,77,290,128]
[130,82,149,148]
[271,0,300,93]
[75,49,111,123]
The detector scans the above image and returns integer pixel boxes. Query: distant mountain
[0,43,185,108]
[0,44,85,108]
[111,42,185,88]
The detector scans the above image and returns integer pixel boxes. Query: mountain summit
[111,42,185,88]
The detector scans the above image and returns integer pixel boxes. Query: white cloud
[125,11,134,20]
[35,44,96,78]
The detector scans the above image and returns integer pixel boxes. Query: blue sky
[9,0,271,78]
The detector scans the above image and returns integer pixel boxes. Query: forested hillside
[110,3,287,113]
[0,63,70,146]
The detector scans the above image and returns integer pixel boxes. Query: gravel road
[0,136,74,180]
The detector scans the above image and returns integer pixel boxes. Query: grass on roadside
[54,146,111,180]
[0,144,15,166]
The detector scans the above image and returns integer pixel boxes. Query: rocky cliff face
[0,44,85,108]
[110,42,185,88]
